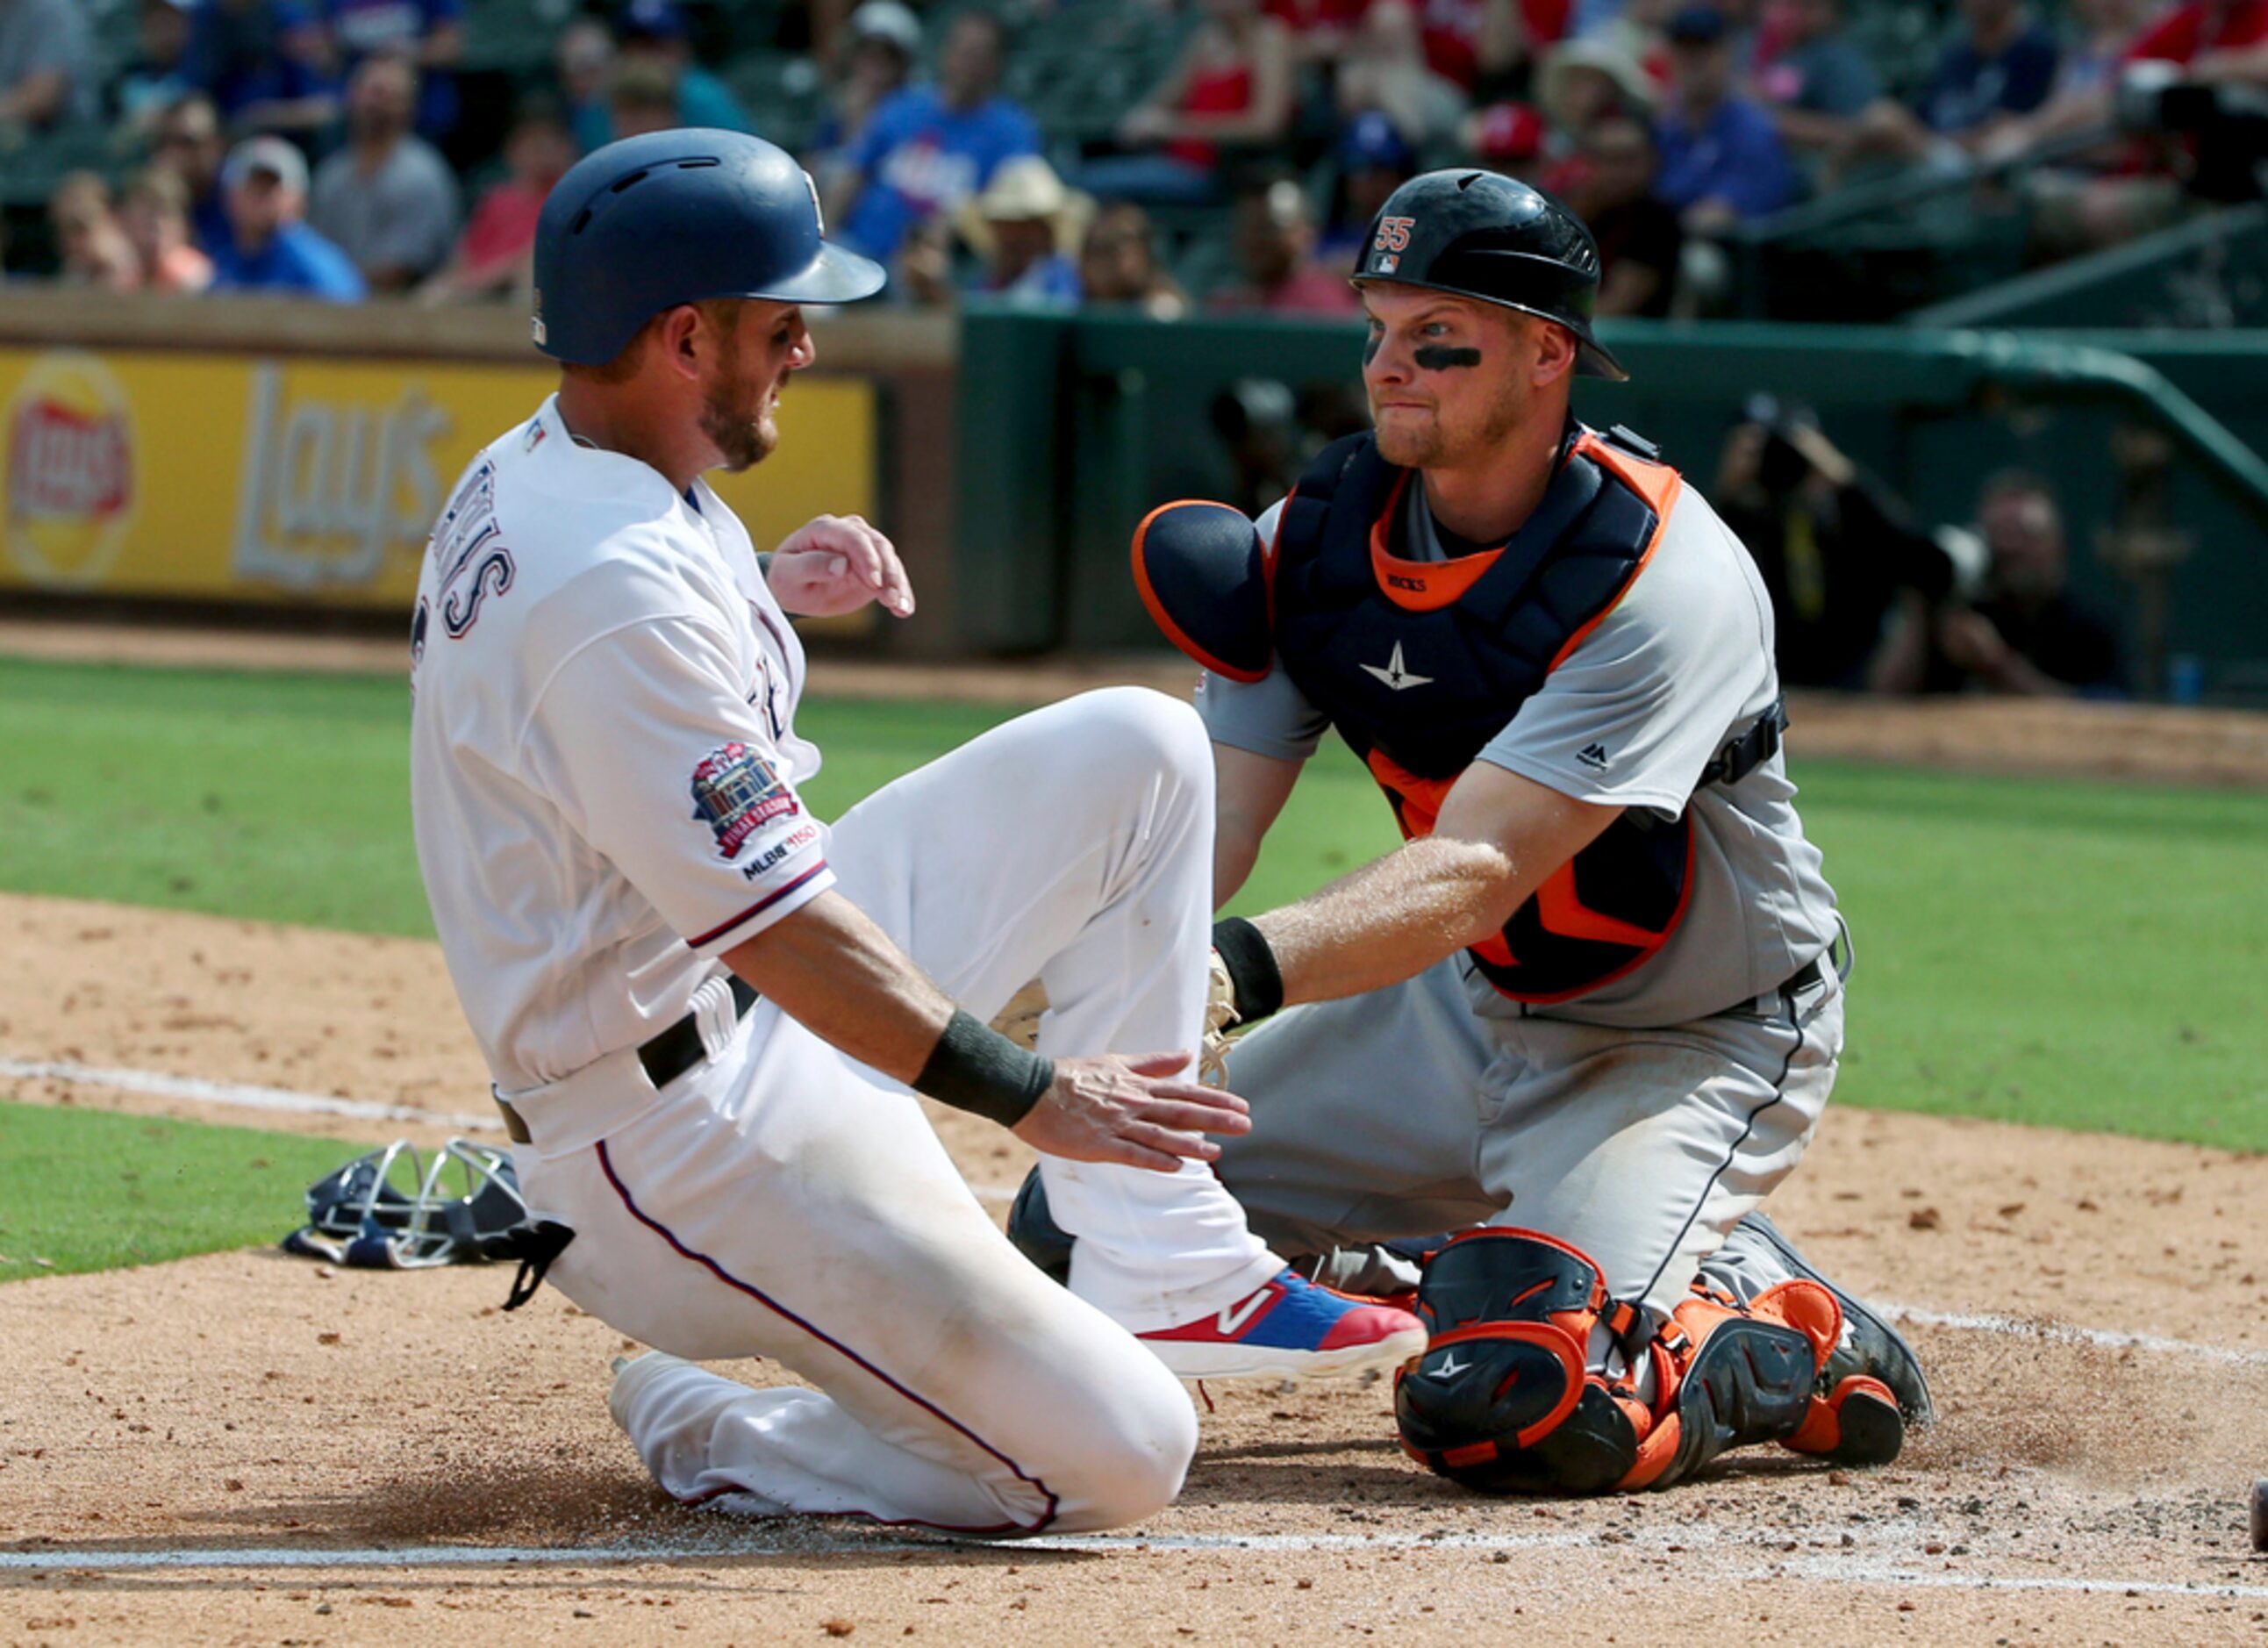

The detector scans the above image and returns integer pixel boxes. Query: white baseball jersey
[403,400,1277,1534]
[408,395,834,1092]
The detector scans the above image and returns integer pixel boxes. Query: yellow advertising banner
[0,347,876,610]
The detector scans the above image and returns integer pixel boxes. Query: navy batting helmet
[532,128,885,366]
[1353,168,1627,382]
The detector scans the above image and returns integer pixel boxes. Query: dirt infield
[4,892,2268,1645]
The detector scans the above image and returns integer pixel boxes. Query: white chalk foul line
[4,1539,2267,1601]
[0,1057,502,1135]
[1881,1300,2268,1370]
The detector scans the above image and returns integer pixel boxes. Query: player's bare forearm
[1249,762,1620,1006]
[1253,835,1517,1001]
[1213,743,1303,906]
[722,890,954,1085]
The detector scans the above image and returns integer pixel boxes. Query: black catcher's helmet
[1353,168,1628,382]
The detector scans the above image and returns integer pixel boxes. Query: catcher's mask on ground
[282,1137,531,1269]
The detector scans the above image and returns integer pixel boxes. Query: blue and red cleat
[1138,1267,1426,1382]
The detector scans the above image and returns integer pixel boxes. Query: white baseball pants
[1213,953,1845,1328]
[508,689,1276,1532]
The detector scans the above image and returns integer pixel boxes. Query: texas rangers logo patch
[690,741,798,859]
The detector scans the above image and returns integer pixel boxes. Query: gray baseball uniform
[1199,476,1846,1323]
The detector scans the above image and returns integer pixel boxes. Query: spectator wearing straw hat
[1534,31,1657,138]
[956,154,1090,309]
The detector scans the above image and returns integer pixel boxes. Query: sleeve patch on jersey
[690,741,799,859]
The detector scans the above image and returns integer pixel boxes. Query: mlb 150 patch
[690,741,798,858]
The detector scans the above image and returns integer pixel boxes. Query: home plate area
[4,898,2266,1644]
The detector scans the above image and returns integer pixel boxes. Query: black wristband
[1211,916,1284,1023]
[914,1010,1055,1129]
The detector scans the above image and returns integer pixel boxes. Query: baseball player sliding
[1018,170,1933,1493]
[407,131,1419,1536]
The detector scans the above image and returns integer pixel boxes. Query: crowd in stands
[4,0,2263,314]
[1714,402,2128,697]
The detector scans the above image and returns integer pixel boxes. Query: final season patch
[690,741,798,859]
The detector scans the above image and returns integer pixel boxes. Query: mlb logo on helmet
[690,740,798,858]
[530,288,547,348]
[3,351,135,587]
[1370,214,1414,276]
[1370,217,1406,277]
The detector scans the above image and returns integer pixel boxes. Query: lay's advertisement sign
[0,348,875,609]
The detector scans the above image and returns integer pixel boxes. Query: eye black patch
[1362,333,1382,365]
[1414,345,1483,371]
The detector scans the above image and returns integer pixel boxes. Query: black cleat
[1006,1166,1072,1286]
[1716,1211,1934,1426]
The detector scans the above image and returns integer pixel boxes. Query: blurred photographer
[1870,470,2127,699]
[1714,398,1960,690]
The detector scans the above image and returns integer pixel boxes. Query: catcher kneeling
[1011,168,1930,1494]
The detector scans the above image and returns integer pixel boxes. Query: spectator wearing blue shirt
[572,0,752,149]
[208,134,368,301]
[187,0,340,141]
[1843,0,2061,174]
[1751,0,1883,158]
[827,10,1041,272]
[808,1,922,206]
[1923,0,2059,135]
[1656,6,1800,233]
[321,0,464,141]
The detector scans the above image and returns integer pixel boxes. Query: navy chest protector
[1134,426,1774,1004]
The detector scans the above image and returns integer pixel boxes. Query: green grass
[0,657,432,936]
[2,656,2264,1155]
[1791,763,2268,1148]
[1226,745,2268,1149]
[0,1101,365,1279]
